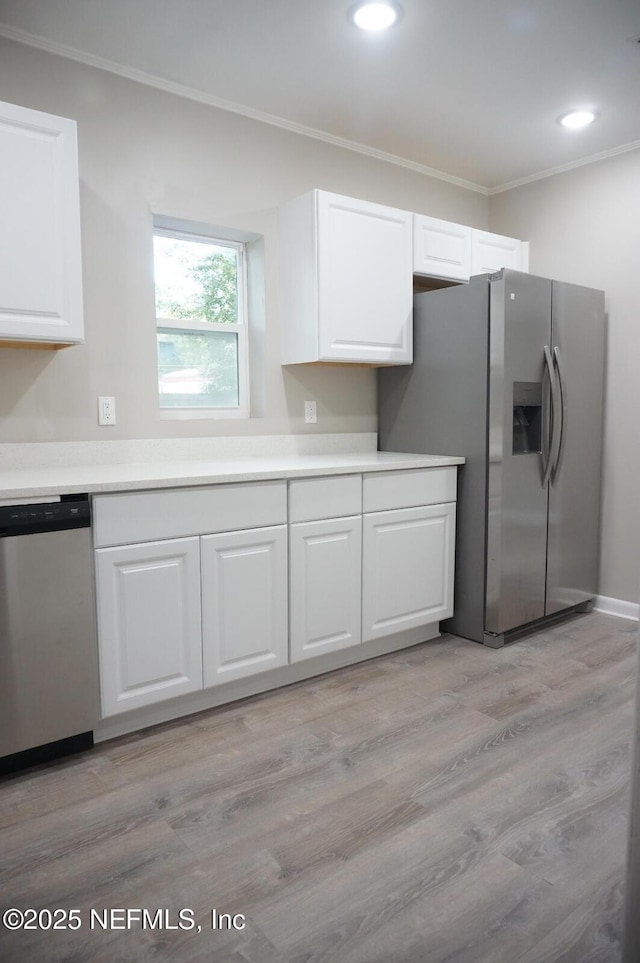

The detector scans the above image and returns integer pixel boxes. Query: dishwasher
[0,494,99,776]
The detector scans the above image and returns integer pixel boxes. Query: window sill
[159,407,249,421]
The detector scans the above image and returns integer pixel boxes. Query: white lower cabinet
[93,469,458,721]
[202,526,288,685]
[94,481,288,717]
[289,515,362,662]
[95,537,203,717]
[362,503,456,642]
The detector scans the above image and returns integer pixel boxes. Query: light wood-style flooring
[0,612,637,963]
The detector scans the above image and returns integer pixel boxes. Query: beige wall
[490,149,640,604]
[0,37,488,445]
[5,39,632,602]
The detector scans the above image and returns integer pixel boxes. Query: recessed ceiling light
[350,2,402,31]
[559,109,597,130]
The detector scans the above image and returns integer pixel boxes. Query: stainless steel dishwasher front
[0,494,98,776]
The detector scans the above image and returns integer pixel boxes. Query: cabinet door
[317,192,413,364]
[0,99,83,345]
[413,215,471,280]
[290,516,362,662]
[95,538,202,717]
[471,229,525,275]
[362,504,455,642]
[202,526,288,685]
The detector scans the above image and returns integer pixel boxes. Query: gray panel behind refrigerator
[378,278,490,643]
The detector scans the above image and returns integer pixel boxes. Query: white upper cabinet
[471,229,529,275]
[413,215,472,281]
[414,215,529,282]
[280,190,413,365]
[0,99,84,347]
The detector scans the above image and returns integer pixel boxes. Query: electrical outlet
[98,396,116,426]
[304,400,317,424]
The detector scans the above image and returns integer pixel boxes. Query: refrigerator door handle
[542,345,560,488]
[552,345,567,482]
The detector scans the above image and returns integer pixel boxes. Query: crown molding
[0,23,489,196]
[4,22,636,199]
[489,139,640,194]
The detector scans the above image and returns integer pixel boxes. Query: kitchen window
[153,222,249,418]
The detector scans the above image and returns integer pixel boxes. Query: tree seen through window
[153,232,245,409]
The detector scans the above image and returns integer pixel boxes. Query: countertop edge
[0,453,465,500]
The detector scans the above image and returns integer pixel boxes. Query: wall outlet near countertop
[304,400,317,424]
[98,396,116,426]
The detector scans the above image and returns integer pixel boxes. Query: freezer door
[545,282,605,614]
[485,271,552,637]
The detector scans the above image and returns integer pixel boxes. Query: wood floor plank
[150,916,283,963]
[0,751,116,829]
[386,654,634,814]
[0,611,634,963]
[268,779,428,877]
[514,869,626,963]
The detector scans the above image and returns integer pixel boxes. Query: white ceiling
[1,0,639,191]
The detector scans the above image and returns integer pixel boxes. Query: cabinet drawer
[288,474,361,523]
[363,468,456,513]
[93,481,287,548]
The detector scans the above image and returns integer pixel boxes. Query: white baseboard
[594,595,640,621]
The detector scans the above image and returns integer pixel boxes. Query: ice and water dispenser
[512,382,542,454]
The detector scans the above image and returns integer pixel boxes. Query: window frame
[153,225,250,420]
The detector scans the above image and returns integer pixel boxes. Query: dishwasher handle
[0,495,90,537]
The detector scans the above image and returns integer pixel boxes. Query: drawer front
[93,481,287,548]
[363,468,456,513]
[288,474,362,523]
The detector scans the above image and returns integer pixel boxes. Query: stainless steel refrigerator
[378,269,605,647]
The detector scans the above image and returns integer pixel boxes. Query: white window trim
[153,224,250,420]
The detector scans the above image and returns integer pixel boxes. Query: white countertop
[0,450,464,500]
